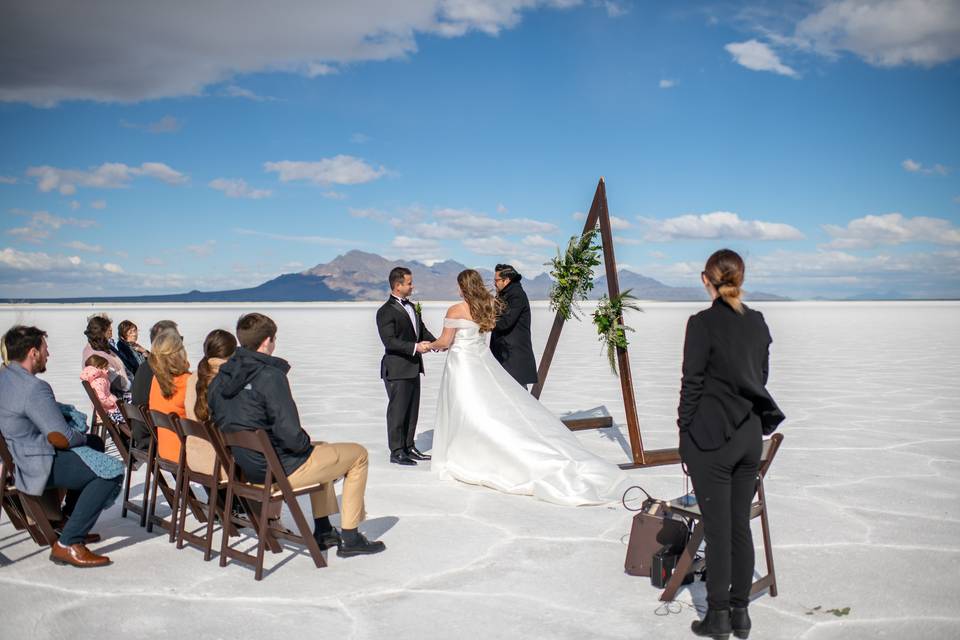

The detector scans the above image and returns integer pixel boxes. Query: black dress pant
[46,437,121,546]
[680,415,762,610]
[384,377,420,455]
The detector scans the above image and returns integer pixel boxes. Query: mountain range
[3,250,788,303]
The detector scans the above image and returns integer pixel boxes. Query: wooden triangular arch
[532,178,680,469]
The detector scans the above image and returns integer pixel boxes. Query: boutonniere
[414,301,423,315]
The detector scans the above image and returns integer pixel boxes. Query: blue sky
[1,0,959,299]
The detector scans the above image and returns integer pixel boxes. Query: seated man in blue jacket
[208,312,385,558]
[0,326,120,567]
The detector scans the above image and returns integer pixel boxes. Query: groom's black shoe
[337,530,386,557]
[406,447,431,461]
[390,451,417,466]
[314,528,342,551]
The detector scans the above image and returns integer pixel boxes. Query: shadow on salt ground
[415,429,434,451]
[361,515,399,540]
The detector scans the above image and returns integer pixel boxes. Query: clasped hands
[416,341,445,353]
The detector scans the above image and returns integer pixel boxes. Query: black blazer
[678,298,784,451]
[376,297,436,380]
[490,282,538,385]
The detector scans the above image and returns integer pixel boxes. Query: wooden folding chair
[145,410,208,543]
[659,433,784,602]
[0,432,62,547]
[218,428,327,580]
[174,416,235,560]
[117,403,157,527]
[80,380,130,461]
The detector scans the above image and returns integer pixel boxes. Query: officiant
[490,264,538,389]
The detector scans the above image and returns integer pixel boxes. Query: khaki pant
[286,442,368,530]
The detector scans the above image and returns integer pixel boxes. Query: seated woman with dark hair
[115,320,148,377]
[82,315,130,399]
[184,329,237,476]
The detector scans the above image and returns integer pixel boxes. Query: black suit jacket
[678,298,785,451]
[490,282,538,385]
[376,297,437,380]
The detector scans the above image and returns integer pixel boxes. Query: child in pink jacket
[81,354,124,424]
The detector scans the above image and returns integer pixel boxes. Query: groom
[376,266,436,466]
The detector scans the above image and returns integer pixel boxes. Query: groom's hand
[416,341,432,353]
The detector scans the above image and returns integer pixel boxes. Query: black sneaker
[337,531,386,557]
[314,528,342,551]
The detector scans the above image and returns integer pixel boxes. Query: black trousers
[680,415,762,610]
[383,377,421,455]
[46,435,121,546]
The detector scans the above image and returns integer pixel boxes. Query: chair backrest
[148,409,186,463]
[120,402,153,451]
[81,380,130,460]
[0,430,16,479]
[758,433,784,480]
[177,416,208,441]
[220,428,290,486]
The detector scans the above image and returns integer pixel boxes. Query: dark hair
[236,313,277,351]
[3,325,47,362]
[84,315,112,353]
[150,320,178,344]
[194,329,238,422]
[703,248,746,314]
[84,354,110,369]
[495,264,522,283]
[388,266,412,290]
[117,320,137,341]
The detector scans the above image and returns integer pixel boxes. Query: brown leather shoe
[47,431,71,449]
[49,542,111,568]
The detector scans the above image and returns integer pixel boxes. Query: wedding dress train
[431,318,629,506]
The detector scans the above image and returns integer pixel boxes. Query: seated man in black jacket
[208,313,384,557]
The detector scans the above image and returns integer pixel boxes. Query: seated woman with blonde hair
[429,269,628,506]
[148,330,191,462]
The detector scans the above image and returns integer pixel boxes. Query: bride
[427,269,629,506]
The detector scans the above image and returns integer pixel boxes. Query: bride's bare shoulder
[445,301,470,319]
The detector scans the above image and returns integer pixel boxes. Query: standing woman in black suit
[678,249,784,639]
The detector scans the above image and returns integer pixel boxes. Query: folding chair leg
[282,489,326,569]
[20,497,59,547]
[146,461,161,533]
[660,522,705,602]
[203,481,218,561]
[756,488,777,597]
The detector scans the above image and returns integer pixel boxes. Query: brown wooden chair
[218,428,327,580]
[117,402,158,527]
[0,432,61,547]
[80,380,130,462]
[659,433,784,602]
[145,410,208,542]
[174,415,235,560]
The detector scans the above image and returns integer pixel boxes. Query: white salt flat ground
[1,300,958,640]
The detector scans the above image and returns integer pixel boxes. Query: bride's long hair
[458,269,503,333]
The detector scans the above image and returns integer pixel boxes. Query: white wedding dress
[431,318,630,506]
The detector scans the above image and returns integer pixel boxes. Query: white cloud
[63,240,103,253]
[821,213,960,249]
[432,208,557,237]
[143,257,165,266]
[103,262,124,273]
[323,190,347,200]
[572,211,586,221]
[640,211,805,241]
[26,162,188,194]
[209,177,272,199]
[233,228,356,245]
[122,114,182,133]
[649,250,668,259]
[69,200,81,210]
[0,1,595,106]
[185,240,216,257]
[90,199,107,209]
[658,79,676,88]
[265,156,387,186]
[350,133,372,144]
[794,0,960,67]
[901,158,949,175]
[0,176,18,184]
[6,210,97,243]
[599,1,629,18]
[349,207,389,222]
[610,215,631,230]
[222,85,277,102]
[522,234,556,247]
[725,39,798,76]
[497,203,508,214]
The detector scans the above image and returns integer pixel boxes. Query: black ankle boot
[731,607,750,639]
[691,608,732,639]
